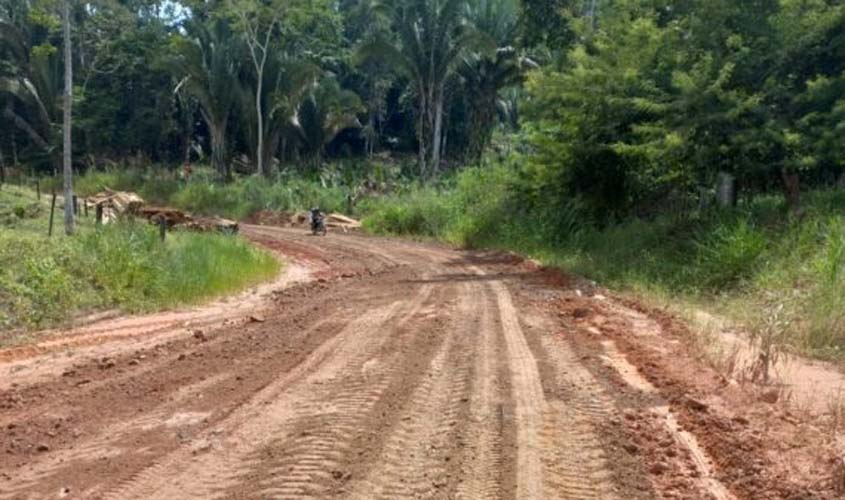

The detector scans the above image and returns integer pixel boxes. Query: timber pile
[140,206,191,227]
[325,213,362,232]
[247,210,361,232]
[85,189,144,223]
[87,190,238,234]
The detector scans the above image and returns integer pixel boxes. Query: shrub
[695,220,767,289]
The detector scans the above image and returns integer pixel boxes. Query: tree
[170,18,243,178]
[359,0,485,178]
[0,11,53,156]
[239,55,319,169]
[62,0,74,235]
[227,0,282,177]
[296,77,363,167]
[460,0,532,163]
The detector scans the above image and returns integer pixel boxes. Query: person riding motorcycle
[310,207,327,235]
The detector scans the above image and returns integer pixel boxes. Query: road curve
[0,226,736,500]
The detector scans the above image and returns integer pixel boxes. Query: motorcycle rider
[310,207,325,233]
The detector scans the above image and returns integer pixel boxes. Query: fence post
[72,195,78,217]
[48,191,57,237]
[36,180,40,200]
[95,204,103,226]
[159,216,166,242]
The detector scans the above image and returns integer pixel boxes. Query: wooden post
[36,180,40,200]
[83,199,88,217]
[95,204,103,226]
[159,216,166,242]
[73,195,78,216]
[48,191,57,237]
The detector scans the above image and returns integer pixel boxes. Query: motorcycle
[311,213,327,236]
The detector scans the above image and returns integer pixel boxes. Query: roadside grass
[0,185,279,336]
[358,166,845,361]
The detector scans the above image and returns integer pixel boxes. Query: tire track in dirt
[487,275,546,499]
[344,282,474,499]
[226,287,446,500]
[536,334,618,500]
[98,281,436,499]
[454,280,510,500]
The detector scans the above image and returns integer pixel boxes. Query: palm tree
[240,55,318,172]
[296,77,363,168]
[358,0,485,178]
[171,19,242,179]
[0,17,53,153]
[460,0,533,163]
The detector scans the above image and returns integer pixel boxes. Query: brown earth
[0,226,839,499]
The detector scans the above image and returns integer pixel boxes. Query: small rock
[732,415,749,426]
[650,461,669,475]
[192,330,207,342]
[760,388,780,404]
[36,443,50,452]
[177,354,187,361]
[128,359,139,366]
[623,443,639,454]
[685,397,708,412]
[249,315,266,323]
[572,308,591,319]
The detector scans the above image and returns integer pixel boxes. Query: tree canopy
[1,0,843,222]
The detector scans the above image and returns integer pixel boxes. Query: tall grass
[0,187,279,335]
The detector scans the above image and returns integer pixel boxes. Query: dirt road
[0,226,838,499]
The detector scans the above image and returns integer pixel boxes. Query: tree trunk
[467,89,497,164]
[430,88,444,178]
[262,129,281,174]
[210,125,228,179]
[417,84,428,179]
[256,71,265,177]
[3,105,50,151]
[716,171,736,209]
[781,167,801,214]
[62,0,75,236]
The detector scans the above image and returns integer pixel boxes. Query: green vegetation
[0,186,279,335]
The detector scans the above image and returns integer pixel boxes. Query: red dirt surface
[0,226,838,499]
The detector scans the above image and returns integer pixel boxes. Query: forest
[2,0,844,209]
[2,0,845,355]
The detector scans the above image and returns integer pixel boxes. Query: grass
[358,165,845,361]
[0,184,280,336]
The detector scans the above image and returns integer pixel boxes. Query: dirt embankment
[0,225,839,499]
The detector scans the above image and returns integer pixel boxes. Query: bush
[695,220,767,289]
